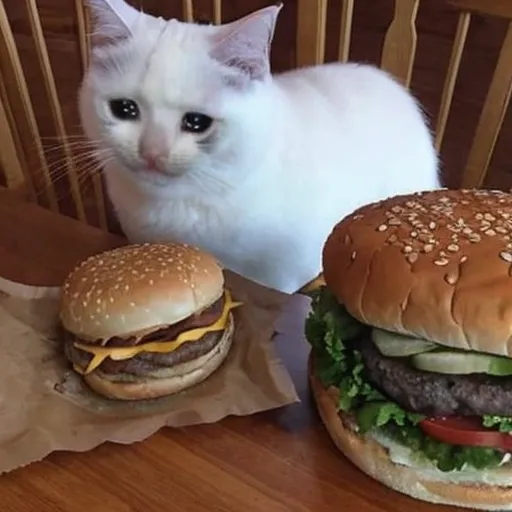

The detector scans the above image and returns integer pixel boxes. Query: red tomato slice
[419,417,512,452]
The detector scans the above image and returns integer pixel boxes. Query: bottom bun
[84,313,235,401]
[308,353,512,511]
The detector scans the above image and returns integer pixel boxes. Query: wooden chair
[1,0,511,237]
[297,0,512,190]
[0,0,106,226]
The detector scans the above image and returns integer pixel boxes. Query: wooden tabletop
[0,189,463,512]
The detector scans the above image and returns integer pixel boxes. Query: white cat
[79,0,441,294]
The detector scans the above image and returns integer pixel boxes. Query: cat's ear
[86,0,142,42]
[210,3,282,86]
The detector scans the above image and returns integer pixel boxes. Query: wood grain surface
[0,187,468,512]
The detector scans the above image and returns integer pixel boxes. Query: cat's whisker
[34,155,114,203]
[35,149,113,192]
[190,167,233,195]
[44,149,110,179]
[39,142,101,157]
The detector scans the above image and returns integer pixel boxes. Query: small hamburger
[306,189,512,510]
[60,243,241,400]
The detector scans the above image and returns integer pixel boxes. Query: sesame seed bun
[322,188,512,356]
[59,243,224,342]
[84,312,234,400]
[309,354,512,510]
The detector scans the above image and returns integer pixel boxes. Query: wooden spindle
[338,0,354,62]
[75,0,108,230]
[381,0,420,88]
[296,0,327,67]
[461,20,512,187]
[435,12,471,152]
[213,0,221,24]
[25,0,87,222]
[0,0,56,210]
[183,0,194,22]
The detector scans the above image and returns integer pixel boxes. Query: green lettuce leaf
[305,286,509,472]
[482,415,512,433]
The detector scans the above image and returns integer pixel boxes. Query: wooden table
[0,189,463,512]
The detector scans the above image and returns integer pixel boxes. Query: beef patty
[65,330,224,377]
[358,335,512,417]
[64,296,227,377]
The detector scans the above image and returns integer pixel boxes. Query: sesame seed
[423,244,434,253]
[460,255,468,263]
[351,251,357,261]
[377,224,388,232]
[434,258,449,266]
[445,272,458,285]
[403,245,413,254]
[485,229,497,236]
[447,244,460,252]
[500,251,512,263]
[407,252,419,264]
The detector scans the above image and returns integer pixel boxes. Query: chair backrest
[0,0,104,226]
[1,0,511,232]
[297,0,512,189]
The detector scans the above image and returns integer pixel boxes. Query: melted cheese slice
[74,290,242,375]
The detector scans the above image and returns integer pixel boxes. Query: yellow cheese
[74,290,242,375]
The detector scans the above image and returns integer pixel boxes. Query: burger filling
[64,292,237,378]
[306,286,512,473]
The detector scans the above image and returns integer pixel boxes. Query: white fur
[79,1,441,294]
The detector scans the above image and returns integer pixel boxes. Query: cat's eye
[109,99,140,121]
[181,112,213,134]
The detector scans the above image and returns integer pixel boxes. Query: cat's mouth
[131,165,188,186]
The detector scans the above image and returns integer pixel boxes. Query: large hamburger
[306,188,512,510]
[60,243,241,400]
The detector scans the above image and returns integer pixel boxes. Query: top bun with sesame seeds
[322,188,512,355]
[59,243,241,401]
[60,243,224,342]
[306,189,512,511]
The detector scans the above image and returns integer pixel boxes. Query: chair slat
[75,0,90,71]
[0,92,26,189]
[461,20,512,187]
[435,12,471,151]
[183,0,194,22]
[76,0,108,231]
[25,0,87,222]
[296,0,327,67]
[213,0,221,24]
[0,74,35,199]
[338,0,354,62]
[0,0,57,210]
[381,0,420,88]
[448,0,512,19]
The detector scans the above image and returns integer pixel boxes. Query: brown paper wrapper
[0,271,299,474]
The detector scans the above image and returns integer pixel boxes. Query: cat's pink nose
[141,148,164,170]
[139,133,168,171]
